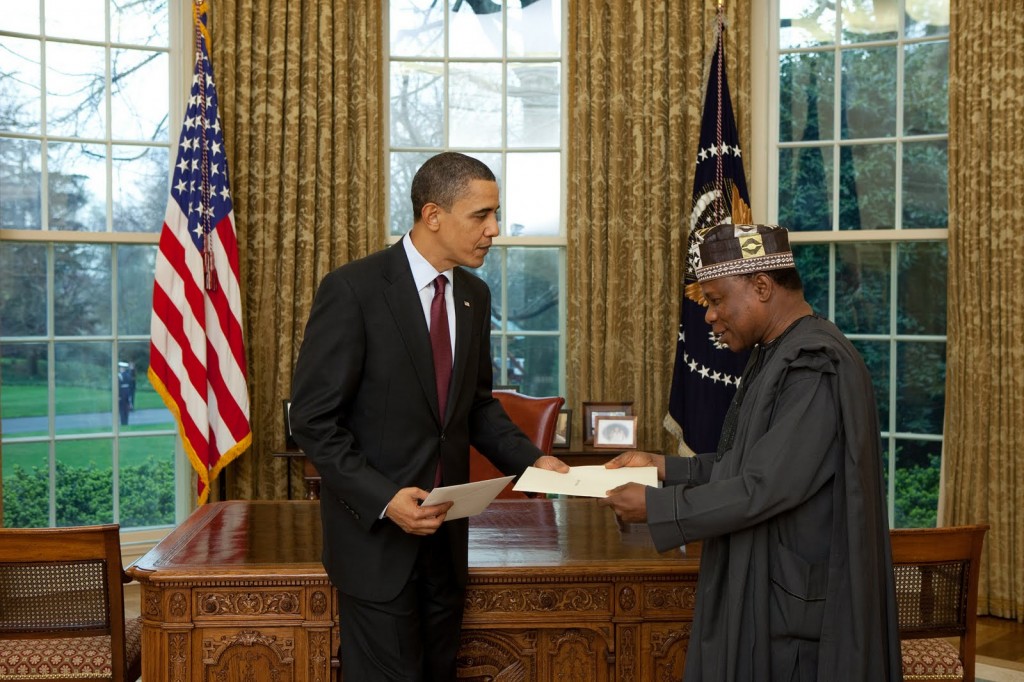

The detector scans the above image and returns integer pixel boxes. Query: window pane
[48,141,107,231]
[897,241,946,335]
[851,338,890,428]
[1,441,50,528]
[779,52,834,143]
[792,243,829,315]
[835,242,890,334]
[46,0,105,42]
[390,0,444,58]
[0,342,49,438]
[507,63,560,148]
[840,0,898,44]
[0,243,47,335]
[902,140,947,229]
[506,247,559,332]
[119,434,176,526]
[117,245,156,334]
[54,243,111,336]
[840,46,896,139]
[112,0,169,47]
[449,63,502,148]
[476,244,503,316]
[117,339,175,431]
[779,0,836,49]
[54,341,113,435]
[449,0,502,59]
[508,0,560,58]
[839,143,895,230]
[0,36,42,134]
[1,138,43,229]
[112,145,167,232]
[390,62,444,147]
[894,439,940,527]
[45,41,106,139]
[507,335,559,398]
[111,49,169,141]
[896,340,945,434]
[505,152,559,236]
[56,437,113,526]
[389,150,434,236]
[0,0,40,34]
[904,41,948,135]
[778,145,833,231]
[905,2,949,38]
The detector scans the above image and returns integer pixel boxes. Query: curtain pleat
[943,0,1024,620]
[209,0,384,501]
[566,1,750,455]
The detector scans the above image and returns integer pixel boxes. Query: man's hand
[384,487,453,535]
[604,450,666,481]
[597,482,648,523]
[533,454,570,473]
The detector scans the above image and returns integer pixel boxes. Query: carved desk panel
[129,499,699,681]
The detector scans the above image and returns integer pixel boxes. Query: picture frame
[282,399,297,450]
[593,416,638,449]
[582,401,633,445]
[552,408,572,449]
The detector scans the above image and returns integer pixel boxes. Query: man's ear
[420,202,442,232]
[752,272,774,301]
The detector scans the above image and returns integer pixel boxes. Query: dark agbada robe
[647,315,902,681]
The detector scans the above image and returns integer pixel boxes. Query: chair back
[890,524,989,682]
[469,390,565,499]
[0,524,141,682]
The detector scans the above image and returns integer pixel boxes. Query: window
[1,0,184,529]
[767,0,949,526]
[387,0,565,398]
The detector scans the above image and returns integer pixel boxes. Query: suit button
[440,432,447,442]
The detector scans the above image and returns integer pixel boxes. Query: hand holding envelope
[512,465,658,498]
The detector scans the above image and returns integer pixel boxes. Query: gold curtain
[208,0,385,500]
[566,1,751,455]
[943,0,1024,620]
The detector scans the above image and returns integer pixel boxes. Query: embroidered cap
[695,223,795,282]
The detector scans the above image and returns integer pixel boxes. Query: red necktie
[430,275,452,487]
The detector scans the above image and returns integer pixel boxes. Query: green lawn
[1,383,166,418]
[1,434,176,477]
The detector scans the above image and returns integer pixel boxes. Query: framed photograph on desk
[593,416,638,449]
[553,409,571,449]
[582,401,633,445]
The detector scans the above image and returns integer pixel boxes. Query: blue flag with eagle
[665,11,752,455]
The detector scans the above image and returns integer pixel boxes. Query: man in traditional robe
[600,223,903,681]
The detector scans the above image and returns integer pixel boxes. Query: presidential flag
[665,10,752,455]
[149,2,251,504]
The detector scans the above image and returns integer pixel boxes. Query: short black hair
[410,152,497,220]
[743,267,804,292]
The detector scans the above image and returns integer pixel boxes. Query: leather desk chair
[0,524,143,682]
[890,524,989,682]
[468,389,565,500]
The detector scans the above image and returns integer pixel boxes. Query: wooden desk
[129,500,698,681]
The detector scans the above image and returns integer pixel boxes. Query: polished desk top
[130,499,699,582]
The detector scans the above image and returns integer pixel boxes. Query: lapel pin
[463,300,470,307]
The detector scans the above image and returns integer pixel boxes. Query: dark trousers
[337,527,465,681]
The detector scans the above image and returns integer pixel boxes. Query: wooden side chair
[469,389,565,499]
[0,524,142,682]
[890,524,989,682]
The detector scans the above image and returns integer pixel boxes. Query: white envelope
[512,465,658,498]
[421,475,515,521]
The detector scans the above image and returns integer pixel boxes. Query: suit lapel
[382,243,442,423]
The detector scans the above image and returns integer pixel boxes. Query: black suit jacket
[290,241,542,601]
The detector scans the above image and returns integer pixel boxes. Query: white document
[512,465,659,498]
[421,475,515,521]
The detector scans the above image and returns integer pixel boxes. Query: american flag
[665,9,751,455]
[149,3,251,504]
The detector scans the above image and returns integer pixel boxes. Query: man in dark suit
[289,152,568,681]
